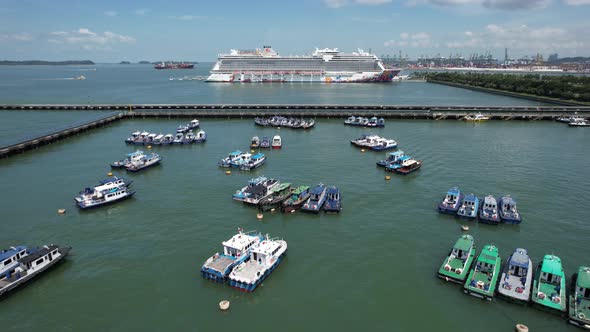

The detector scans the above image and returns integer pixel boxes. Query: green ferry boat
[463,244,501,300]
[532,254,567,313]
[569,266,590,329]
[437,235,476,283]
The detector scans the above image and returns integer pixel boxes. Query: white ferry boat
[228,235,287,292]
[207,46,400,83]
[201,229,263,283]
[75,185,135,209]
[124,152,162,172]
[0,246,29,278]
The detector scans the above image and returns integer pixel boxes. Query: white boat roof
[140,131,149,135]
[402,159,417,166]
[273,135,281,139]
[147,133,157,137]
[222,232,259,251]
[154,134,164,139]
[132,131,141,135]
[252,238,283,255]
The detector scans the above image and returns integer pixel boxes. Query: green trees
[426,72,590,103]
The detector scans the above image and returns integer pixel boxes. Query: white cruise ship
[207,46,400,83]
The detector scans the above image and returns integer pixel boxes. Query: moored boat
[301,183,327,213]
[385,155,411,172]
[282,185,310,213]
[250,136,260,148]
[569,118,590,127]
[240,153,266,171]
[177,124,189,133]
[532,254,567,313]
[243,179,280,205]
[230,153,252,168]
[499,195,521,224]
[271,135,282,149]
[344,116,357,125]
[0,246,29,278]
[0,245,71,299]
[366,117,385,128]
[463,244,501,300]
[189,119,200,129]
[394,159,422,175]
[233,176,268,201]
[111,150,144,168]
[172,133,184,144]
[258,182,292,211]
[457,194,479,219]
[260,136,271,148]
[194,130,207,143]
[437,235,476,283]
[161,134,174,145]
[182,131,195,144]
[569,266,590,329]
[218,150,244,168]
[201,229,263,283]
[125,131,141,144]
[228,235,287,292]
[134,131,149,145]
[376,150,405,167]
[124,152,162,172]
[498,248,533,303]
[75,185,135,209]
[438,187,463,215]
[323,186,342,213]
[479,195,501,224]
[464,113,490,121]
[371,138,397,151]
[143,133,157,145]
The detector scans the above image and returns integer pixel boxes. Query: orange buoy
[107,172,113,177]
[385,175,391,180]
[225,170,231,175]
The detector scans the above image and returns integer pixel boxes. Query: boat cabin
[476,246,498,273]
[221,231,261,258]
[18,245,60,272]
[309,185,325,201]
[387,150,405,161]
[251,136,260,145]
[576,267,590,299]
[326,187,340,201]
[451,236,473,261]
[483,196,497,210]
[540,255,563,286]
[272,135,281,145]
[290,186,310,199]
[445,187,460,204]
[502,196,517,212]
[251,153,265,162]
[0,246,28,273]
[508,248,530,277]
[190,119,200,127]
[250,237,282,266]
[153,134,164,144]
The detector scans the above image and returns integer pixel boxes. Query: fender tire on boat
[515,323,528,332]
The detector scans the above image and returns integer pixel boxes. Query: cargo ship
[154,62,195,69]
[207,46,400,83]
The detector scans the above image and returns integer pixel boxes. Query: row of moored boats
[557,116,590,127]
[438,235,590,329]
[344,116,385,127]
[438,187,521,224]
[250,135,282,149]
[201,229,287,292]
[232,177,342,213]
[254,116,315,129]
[125,119,207,145]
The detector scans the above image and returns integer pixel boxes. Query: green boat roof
[541,255,564,276]
[292,185,310,194]
[477,244,499,264]
[577,266,590,288]
[272,183,291,192]
[454,235,474,252]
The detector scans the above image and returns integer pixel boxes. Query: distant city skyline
[0,0,589,62]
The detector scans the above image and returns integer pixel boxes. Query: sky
[0,0,589,62]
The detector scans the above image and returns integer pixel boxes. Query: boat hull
[228,254,284,292]
[125,159,162,172]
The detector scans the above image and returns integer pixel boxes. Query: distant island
[119,61,131,64]
[0,60,94,66]
[138,61,151,64]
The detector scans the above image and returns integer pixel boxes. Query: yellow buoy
[515,324,528,332]
[461,225,470,231]
[219,300,230,311]
[361,149,366,152]
[147,145,152,149]
[385,175,391,180]
[225,170,231,175]
[251,149,255,153]
[107,172,113,177]
[270,208,276,212]
[257,213,264,220]
[57,208,66,214]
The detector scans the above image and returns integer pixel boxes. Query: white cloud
[355,0,392,4]
[400,32,409,39]
[47,28,135,49]
[563,0,590,4]
[135,8,150,15]
[0,32,32,41]
[324,0,391,7]
[384,32,432,48]
[169,15,207,21]
[465,31,474,36]
[104,10,117,17]
[408,0,550,8]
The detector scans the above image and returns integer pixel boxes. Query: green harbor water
[0,64,588,331]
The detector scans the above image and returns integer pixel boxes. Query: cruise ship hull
[207,69,400,83]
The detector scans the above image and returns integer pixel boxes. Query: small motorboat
[218,150,244,168]
[111,150,144,168]
[250,136,260,148]
[271,135,282,149]
[143,133,157,145]
[194,130,207,143]
[323,186,342,213]
[344,116,357,125]
[282,185,310,213]
[371,138,397,151]
[182,131,195,144]
[172,133,184,144]
[260,137,271,149]
[177,124,189,133]
[457,193,479,219]
[161,134,174,145]
[499,195,521,224]
[394,159,422,175]
[125,131,141,144]
[134,132,149,145]
[438,187,463,215]
[152,134,164,145]
[230,153,252,168]
[464,113,490,121]
[124,152,163,172]
[376,150,405,167]
[240,153,266,171]
[479,195,500,224]
[188,119,200,129]
[301,184,327,213]
[569,118,590,127]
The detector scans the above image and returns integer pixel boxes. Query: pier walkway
[1,104,588,158]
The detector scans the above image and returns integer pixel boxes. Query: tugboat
[532,254,567,313]
[240,153,266,171]
[394,159,422,175]
[301,183,327,213]
[282,185,310,213]
[376,150,404,167]
[499,195,521,224]
[111,150,144,168]
[172,133,184,144]
[258,183,292,211]
[437,235,476,284]
[125,152,162,172]
[0,246,29,278]
[569,266,590,329]
[463,244,501,300]
[260,136,271,149]
[228,234,287,292]
[438,187,463,215]
[125,131,141,144]
[201,229,263,283]
[0,244,71,299]
[250,136,260,148]
[498,248,533,303]
[271,135,282,149]
[194,130,207,143]
[323,186,342,213]
[479,195,501,224]
[233,176,268,201]
[457,194,479,219]
[218,150,244,168]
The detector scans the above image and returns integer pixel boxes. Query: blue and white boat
[161,134,174,145]
[182,131,195,144]
[75,185,135,209]
[0,246,29,278]
[230,153,252,168]
[233,176,268,201]
[371,138,397,151]
[498,248,533,303]
[134,131,149,145]
[111,150,144,168]
[172,133,184,144]
[124,152,162,172]
[125,131,141,144]
[194,130,207,143]
[260,136,271,148]
[438,187,463,215]
[143,133,157,145]
[188,119,200,129]
[367,117,385,128]
[228,234,287,292]
[323,186,342,213]
[177,124,189,133]
[457,193,479,219]
[499,195,522,224]
[152,134,164,145]
[218,150,244,168]
[240,153,266,171]
[479,195,501,224]
[385,155,412,171]
[344,116,357,125]
[376,150,405,167]
[301,183,327,213]
[201,228,263,283]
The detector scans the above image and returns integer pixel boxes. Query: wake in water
[33,75,86,81]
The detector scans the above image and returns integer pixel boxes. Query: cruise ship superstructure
[207,46,400,83]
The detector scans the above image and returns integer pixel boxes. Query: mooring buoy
[57,208,66,214]
[219,300,230,311]
[515,324,528,332]
[257,213,264,220]
[385,175,391,180]
[225,170,231,175]
[461,225,470,231]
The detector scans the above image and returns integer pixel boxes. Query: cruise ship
[207,46,400,83]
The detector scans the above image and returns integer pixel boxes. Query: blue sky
[0,0,589,62]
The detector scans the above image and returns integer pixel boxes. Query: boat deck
[498,274,530,301]
[232,261,264,281]
[203,256,235,273]
[537,282,565,310]
[0,270,30,289]
[573,298,590,321]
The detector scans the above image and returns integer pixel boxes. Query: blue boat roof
[99,176,121,184]
[464,193,478,201]
[389,150,404,156]
[501,196,517,204]
[230,150,242,156]
[0,246,27,261]
[249,176,266,184]
[310,184,325,195]
[326,186,339,194]
[447,187,460,195]
[252,153,265,159]
[398,155,411,161]
[127,151,143,157]
[509,248,530,269]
